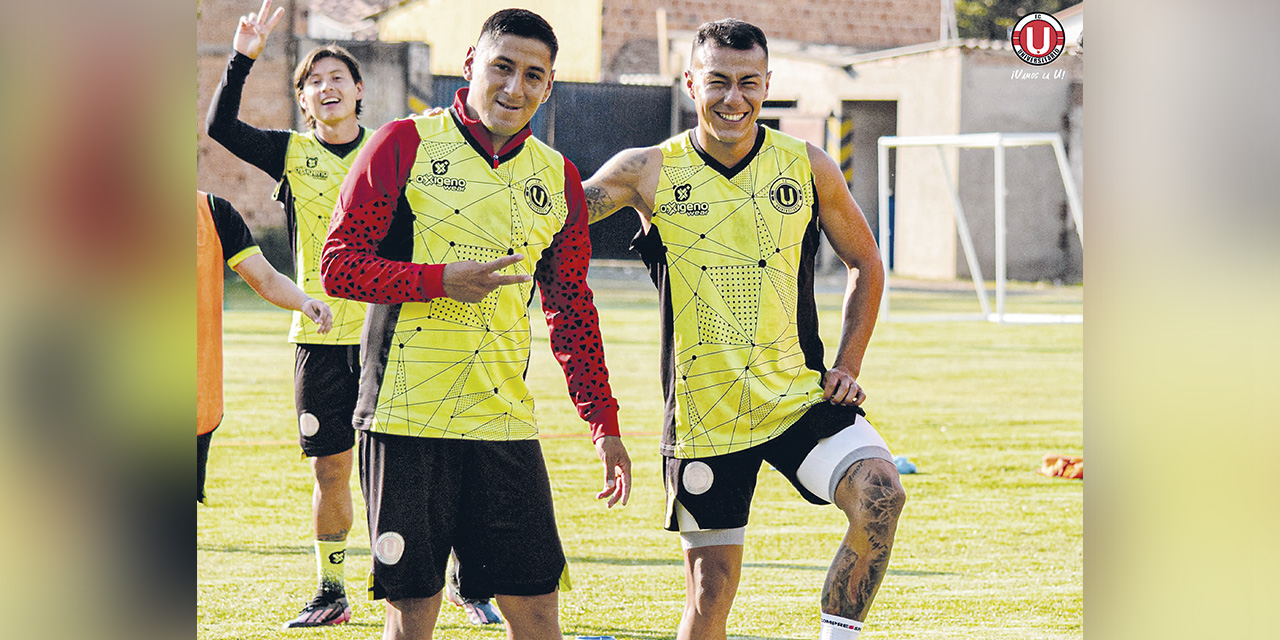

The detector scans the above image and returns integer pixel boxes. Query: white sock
[820,612,863,640]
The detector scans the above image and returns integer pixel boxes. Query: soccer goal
[876,132,1083,324]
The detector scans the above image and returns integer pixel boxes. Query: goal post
[876,132,1083,324]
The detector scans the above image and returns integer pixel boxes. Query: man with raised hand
[582,19,906,640]
[205,0,369,627]
[321,8,631,640]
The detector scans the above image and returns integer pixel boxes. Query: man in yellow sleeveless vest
[322,9,631,640]
[205,0,371,627]
[583,19,906,640]
[197,191,331,503]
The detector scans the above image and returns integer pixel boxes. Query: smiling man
[204,0,372,628]
[320,8,631,640]
[583,19,906,640]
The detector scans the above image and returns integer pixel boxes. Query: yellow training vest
[361,114,568,439]
[279,130,369,344]
[651,127,826,458]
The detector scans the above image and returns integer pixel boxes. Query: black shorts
[294,344,360,457]
[197,430,215,503]
[663,403,880,532]
[359,431,566,602]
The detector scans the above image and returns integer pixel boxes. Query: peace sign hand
[441,254,533,303]
[233,0,285,60]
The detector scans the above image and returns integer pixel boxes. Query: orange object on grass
[1037,453,1083,479]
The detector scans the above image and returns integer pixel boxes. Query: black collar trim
[688,125,766,180]
[316,127,367,160]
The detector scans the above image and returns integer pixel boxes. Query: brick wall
[600,0,940,79]
[197,0,299,230]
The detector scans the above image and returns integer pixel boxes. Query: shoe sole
[281,607,352,629]
[462,602,503,625]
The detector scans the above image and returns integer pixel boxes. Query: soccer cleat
[444,581,504,625]
[281,591,352,629]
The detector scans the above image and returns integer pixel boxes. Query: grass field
[199,273,1083,639]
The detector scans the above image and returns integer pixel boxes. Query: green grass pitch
[199,275,1082,639]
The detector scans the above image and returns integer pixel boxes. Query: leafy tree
[956,0,1073,40]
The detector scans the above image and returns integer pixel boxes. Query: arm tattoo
[585,185,619,225]
[621,150,649,174]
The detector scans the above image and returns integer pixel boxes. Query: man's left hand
[594,435,631,508]
[822,367,866,406]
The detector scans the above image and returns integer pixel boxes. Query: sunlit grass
[200,274,1082,639]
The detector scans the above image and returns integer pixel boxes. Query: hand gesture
[594,435,631,508]
[301,298,333,334]
[441,254,532,303]
[822,366,866,406]
[233,0,285,60]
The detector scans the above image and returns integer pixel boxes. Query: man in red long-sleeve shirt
[321,9,631,640]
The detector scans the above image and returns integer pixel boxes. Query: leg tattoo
[317,529,349,542]
[822,460,905,620]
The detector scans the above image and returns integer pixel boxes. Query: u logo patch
[769,177,803,214]
[524,178,552,215]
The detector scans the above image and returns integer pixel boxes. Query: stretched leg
[822,458,905,621]
[676,544,743,640]
[493,591,561,640]
[383,593,443,640]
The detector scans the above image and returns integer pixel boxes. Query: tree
[956,0,1072,40]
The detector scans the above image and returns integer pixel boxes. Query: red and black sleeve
[534,159,621,442]
[321,119,447,304]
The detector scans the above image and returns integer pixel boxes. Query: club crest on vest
[524,178,552,215]
[769,177,803,214]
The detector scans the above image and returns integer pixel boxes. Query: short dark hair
[478,8,559,63]
[692,19,769,60]
[293,45,363,129]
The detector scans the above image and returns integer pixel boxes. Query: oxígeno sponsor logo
[660,183,709,216]
[414,173,466,192]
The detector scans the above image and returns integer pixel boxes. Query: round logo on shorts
[374,531,405,565]
[1010,12,1065,66]
[298,412,320,437]
[682,461,714,495]
[768,177,804,214]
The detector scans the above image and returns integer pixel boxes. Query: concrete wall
[958,49,1083,282]
[377,0,603,82]
[839,49,964,280]
[843,101,898,250]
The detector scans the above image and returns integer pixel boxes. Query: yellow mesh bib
[367,115,568,439]
[280,130,370,344]
[652,128,825,457]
